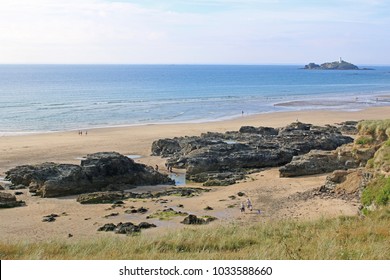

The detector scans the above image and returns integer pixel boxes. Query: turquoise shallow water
[0,64,389,134]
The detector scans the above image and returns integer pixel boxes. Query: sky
[0,0,389,65]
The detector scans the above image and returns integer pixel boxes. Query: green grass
[1,208,390,260]
[355,136,374,145]
[146,209,188,220]
[362,176,390,207]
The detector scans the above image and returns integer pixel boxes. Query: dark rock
[279,150,344,177]
[181,214,207,225]
[137,207,148,214]
[9,184,28,190]
[14,191,23,196]
[237,192,245,197]
[138,222,157,229]
[204,206,213,210]
[77,191,124,204]
[115,222,140,234]
[304,62,321,69]
[42,214,59,222]
[104,212,119,218]
[336,121,359,135]
[239,126,279,135]
[98,223,116,232]
[0,192,25,208]
[113,200,124,205]
[181,214,217,225]
[153,122,352,184]
[125,207,148,214]
[98,221,156,233]
[0,185,4,190]
[5,152,174,198]
[151,138,181,157]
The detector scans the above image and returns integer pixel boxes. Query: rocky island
[304,58,367,70]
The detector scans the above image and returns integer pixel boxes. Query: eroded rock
[5,152,174,198]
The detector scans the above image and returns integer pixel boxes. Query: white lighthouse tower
[339,57,343,63]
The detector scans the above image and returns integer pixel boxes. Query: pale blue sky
[0,0,389,64]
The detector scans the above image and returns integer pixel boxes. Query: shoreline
[0,105,389,137]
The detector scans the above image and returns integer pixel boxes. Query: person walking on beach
[240,201,245,213]
[246,198,253,211]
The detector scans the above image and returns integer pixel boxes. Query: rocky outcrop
[304,60,360,70]
[5,152,174,198]
[0,192,25,208]
[77,191,124,204]
[280,137,379,177]
[76,187,209,204]
[152,122,353,185]
[279,150,357,177]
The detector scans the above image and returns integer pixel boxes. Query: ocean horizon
[1,64,389,135]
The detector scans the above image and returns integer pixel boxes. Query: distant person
[85,131,88,135]
[240,201,245,213]
[246,198,253,211]
[242,110,244,116]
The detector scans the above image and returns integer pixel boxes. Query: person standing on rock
[246,198,253,211]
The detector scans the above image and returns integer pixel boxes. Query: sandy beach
[0,106,389,242]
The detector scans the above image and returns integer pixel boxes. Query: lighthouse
[339,57,343,63]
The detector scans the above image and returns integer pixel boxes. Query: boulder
[181,214,217,225]
[115,222,141,234]
[5,152,174,198]
[0,192,25,208]
[138,222,157,229]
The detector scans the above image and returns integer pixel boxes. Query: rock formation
[304,60,360,70]
[152,122,353,185]
[5,152,174,198]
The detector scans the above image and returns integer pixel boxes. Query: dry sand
[0,107,389,242]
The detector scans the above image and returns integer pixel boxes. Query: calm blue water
[0,64,389,134]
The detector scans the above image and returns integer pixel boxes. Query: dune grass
[357,119,390,142]
[1,207,389,260]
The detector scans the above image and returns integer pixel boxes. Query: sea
[0,64,389,135]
